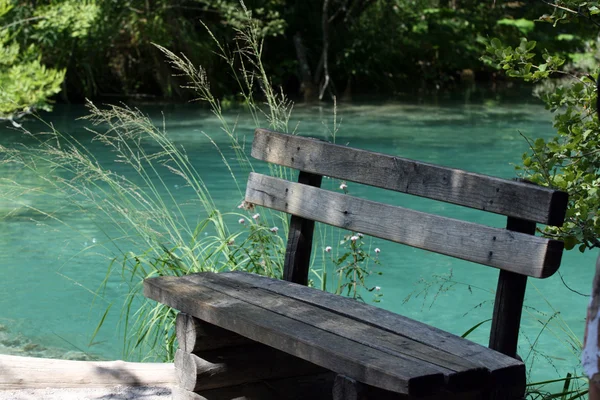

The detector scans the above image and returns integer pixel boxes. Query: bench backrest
[245,128,568,359]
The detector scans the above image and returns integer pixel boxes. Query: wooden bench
[144,128,568,400]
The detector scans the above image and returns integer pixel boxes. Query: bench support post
[332,375,367,400]
[489,216,535,358]
[283,171,323,285]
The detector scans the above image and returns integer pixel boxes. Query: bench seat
[144,271,524,398]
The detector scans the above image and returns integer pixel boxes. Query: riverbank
[0,354,174,399]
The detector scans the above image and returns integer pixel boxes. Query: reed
[0,2,380,362]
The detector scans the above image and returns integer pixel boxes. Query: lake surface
[0,98,595,388]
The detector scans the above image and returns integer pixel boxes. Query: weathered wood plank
[245,173,564,278]
[189,272,490,392]
[224,271,525,387]
[284,171,322,284]
[174,345,325,391]
[489,270,528,359]
[172,372,335,400]
[0,354,175,389]
[489,217,536,400]
[144,275,445,396]
[332,375,367,400]
[251,128,568,226]
[176,313,251,353]
[489,216,535,366]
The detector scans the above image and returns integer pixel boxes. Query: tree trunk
[583,254,600,400]
[318,0,331,100]
[293,33,318,102]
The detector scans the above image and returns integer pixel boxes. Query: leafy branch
[482,36,600,251]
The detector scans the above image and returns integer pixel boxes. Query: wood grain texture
[284,171,322,285]
[0,354,175,389]
[174,346,325,391]
[332,375,367,400]
[251,128,568,226]
[191,272,489,392]
[144,275,445,396]
[489,217,535,363]
[245,173,564,278]
[225,271,525,388]
[489,271,528,359]
[176,313,251,353]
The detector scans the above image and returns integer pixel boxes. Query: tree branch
[537,0,600,29]
[1,16,45,30]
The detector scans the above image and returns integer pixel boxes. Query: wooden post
[332,375,366,400]
[283,171,322,285]
[583,254,600,400]
[175,346,326,392]
[176,313,251,353]
[489,216,535,358]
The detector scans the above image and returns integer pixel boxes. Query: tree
[0,0,67,119]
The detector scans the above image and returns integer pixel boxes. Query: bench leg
[333,375,367,400]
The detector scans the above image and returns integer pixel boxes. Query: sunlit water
[0,98,595,389]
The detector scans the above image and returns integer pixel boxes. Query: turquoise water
[0,100,595,387]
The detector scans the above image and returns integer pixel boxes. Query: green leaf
[461,319,492,338]
[89,303,113,346]
[563,236,577,250]
[496,19,535,35]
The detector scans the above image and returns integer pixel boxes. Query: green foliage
[32,0,100,40]
[497,18,536,35]
[2,0,598,103]
[0,0,70,118]
[0,57,64,116]
[481,38,565,81]
[325,231,382,303]
[482,30,600,251]
[199,0,285,38]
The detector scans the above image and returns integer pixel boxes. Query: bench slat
[251,128,568,226]
[224,271,524,387]
[246,173,563,278]
[144,275,446,396]
[188,272,490,392]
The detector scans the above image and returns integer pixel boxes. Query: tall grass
[0,4,287,361]
[0,3,381,361]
